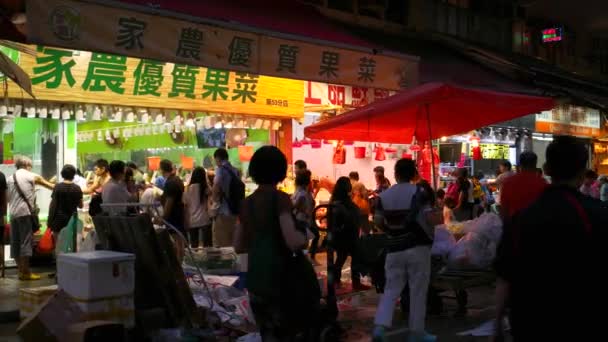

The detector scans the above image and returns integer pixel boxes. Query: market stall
[305,82,555,187]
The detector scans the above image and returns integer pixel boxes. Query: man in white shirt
[7,156,54,281]
[493,160,514,206]
[372,159,435,342]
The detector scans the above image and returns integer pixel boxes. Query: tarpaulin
[304,82,555,144]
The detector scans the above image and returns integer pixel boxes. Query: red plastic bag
[332,145,346,164]
[37,228,54,254]
[374,145,386,161]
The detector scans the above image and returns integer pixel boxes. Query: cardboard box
[17,290,85,342]
[19,285,59,320]
[71,294,135,328]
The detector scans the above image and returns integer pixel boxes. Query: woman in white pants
[372,159,436,342]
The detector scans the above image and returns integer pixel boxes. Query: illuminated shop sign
[542,27,563,43]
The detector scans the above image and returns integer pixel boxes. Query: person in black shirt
[493,136,608,341]
[159,160,186,261]
[330,177,367,290]
[48,165,83,234]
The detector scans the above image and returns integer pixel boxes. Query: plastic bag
[464,212,503,243]
[78,230,97,252]
[431,225,456,257]
[56,215,82,254]
[447,232,496,269]
[36,228,54,254]
[224,296,256,325]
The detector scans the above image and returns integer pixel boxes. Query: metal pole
[425,104,438,190]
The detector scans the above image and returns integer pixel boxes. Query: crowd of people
[0,148,246,278]
[0,135,607,341]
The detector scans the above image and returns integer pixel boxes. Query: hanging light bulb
[0,105,7,117]
[13,105,22,117]
[125,111,135,123]
[140,111,149,124]
[27,106,36,118]
[185,118,195,128]
[62,108,71,120]
[272,121,281,130]
[49,107,60,119]
[92,107,102,121]
[38,106,47,118]
[75,108,85,121]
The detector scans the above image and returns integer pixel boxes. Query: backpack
[222,165,245,215]
[379,185,433,253]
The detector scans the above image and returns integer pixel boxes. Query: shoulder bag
[13,173,41,232]
[274,192,321,332]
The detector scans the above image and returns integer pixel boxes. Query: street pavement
[0,261,504,341]
[0,267,56,342]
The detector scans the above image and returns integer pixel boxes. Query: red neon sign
[542,27,563,43]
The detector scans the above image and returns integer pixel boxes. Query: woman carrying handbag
[234,146,321,341]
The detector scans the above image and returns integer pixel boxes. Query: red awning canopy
[304,82,555,143]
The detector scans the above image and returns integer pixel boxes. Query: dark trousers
[309,225,321,258]
[332,246,361,286]
[188,224,212,249]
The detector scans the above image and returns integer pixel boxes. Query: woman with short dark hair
[48,164,83,234]
[234,146,320,340]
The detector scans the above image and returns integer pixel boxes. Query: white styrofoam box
[73,294,135,328]
[57,251,135,301]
